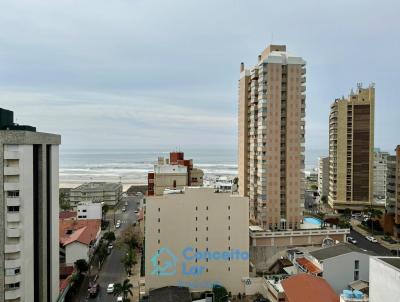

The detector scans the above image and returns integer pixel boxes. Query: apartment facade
[76,201,102,220]
[318,157,329,198]
[373,149,389,201]
[238,44,306,230]
[395,146,400,231]
[145,187,249,295]
[328,84,375,211]
[70,182,123,206]
[369,257,400,302]
[147,152,204,196]
[386,155,396,208]
[0,109,61,302]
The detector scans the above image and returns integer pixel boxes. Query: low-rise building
[281,273,339,302]
[318,156,329,198]
[70,182,123,206]
[77,201,102,220]
[369,257,400,302]
[145,187,249,295]
[59,219,101,265]
[147,152,204,196]
[307,243,373,294]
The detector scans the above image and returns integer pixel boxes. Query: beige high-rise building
[238,44,306,230]
[328,84,375,211]
[395,146,400,229]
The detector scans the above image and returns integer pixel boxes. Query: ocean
[59,148,326,188]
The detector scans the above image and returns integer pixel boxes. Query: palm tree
[114,279,133,301]
[363,206,383,236]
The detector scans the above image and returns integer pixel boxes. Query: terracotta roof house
[59,211,77,220]
[282,273,339,302]
[59,219,101,265]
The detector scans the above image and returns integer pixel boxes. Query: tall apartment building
[147,152,203,196]
[328,84,375,211]
[0,108,61,302]
[318,157,329,198]
[238,44,306,230]
[387,155,397,206]
[70,182,122,206]
[373,149,389,201]
[395,146,400,235]
[145,187,249,295]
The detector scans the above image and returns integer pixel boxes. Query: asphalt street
[84,195,141,302]
[349,229,392,256]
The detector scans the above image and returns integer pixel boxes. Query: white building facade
[318,157,329,198]
[70,182,123,206]
[145,187,249,295]
[0,128,61,302]
[77,202,102,220]
[369,257,400,302]
[373,149,389,201]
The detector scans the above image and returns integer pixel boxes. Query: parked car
[107,283,114,294]
[108,243,113,250]
[122,207,126,212]
[136,192,142,196]
[115,222,121,229]
[134,210,139,214]
[117,296,123,302]
[88,282,100,297]
[347,236,357,244]
[365,236,378,243]
[125,201,128,206]
[383,236,397,244]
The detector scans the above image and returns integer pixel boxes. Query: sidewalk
[128,252,142,302]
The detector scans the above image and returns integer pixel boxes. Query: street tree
[114,279,134,301]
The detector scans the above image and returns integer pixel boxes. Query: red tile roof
[59,219,101,246]
[59,211,77,219]
[282,273,339,302]
[296,257,322,274]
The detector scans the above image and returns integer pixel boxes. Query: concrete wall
[322,252,370,294]
[369,257,400,302]
[65,242,89,265]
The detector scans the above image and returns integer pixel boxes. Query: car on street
[365,236,378,243]
[88,282,99,297]
[115,222,121,229]
[108,243,113,250]
[347,236,357,244]
[125,201,128,206]
[117,297,123,302]
[134,210,139,214]
[107,283,114,294]
[122,207,126,212]
[136,192,142,196]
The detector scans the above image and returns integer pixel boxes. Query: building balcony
[5,288,22,300]
[5,259,21,269]
[5,243,21,253]
[4,166,20,176]
[5,273,22,285]
[4,151,20,160]
[7,213,20,223]
[7,228,21,238]
[4,183,19,191]
[6,197,20,207]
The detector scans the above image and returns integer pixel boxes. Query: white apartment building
[369,257,400,302]
[70,182,123,206]
[307,244,372,294]
[0,108,60,302]
[318,157,329,198]
[373,149,389,201]
[77,201,102,220]
[145,187,249,295]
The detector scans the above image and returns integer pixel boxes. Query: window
[158,208,160,212]
[158,218,160,222]
[206,206,208,210]
[7,191,19,198]
[158,229,160,233]
[5,268,20,276]
[5,282,20,290]
[354,260,359,270]
[354,270,359,281]
[7,206,20,212]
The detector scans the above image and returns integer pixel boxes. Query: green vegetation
[103,231,116,241]
[113,279,133,301]
[212,285,229,302]
[74,259,89,275]
[363,206,383,235]
[310,184,318,190]
[321,195,328,203]
[59,189,71,210]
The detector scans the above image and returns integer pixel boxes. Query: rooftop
[59,211,77,220]
[281,273,338,302]
[309,243,374,261]
[148,286,191,302]
[296,257,322,274]
[59,219,101,246]
[0,108,36,132]
[377,257,400,270]
[71,182,122,192]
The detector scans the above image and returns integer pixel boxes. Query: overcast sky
[0,0,399,153]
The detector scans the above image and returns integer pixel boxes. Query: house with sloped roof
[59,219,101,265]
[298,243,375,294]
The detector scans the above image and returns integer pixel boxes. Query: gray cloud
[0,0,399,153]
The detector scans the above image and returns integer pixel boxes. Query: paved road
[84,195,141,302]
[349,229,392,256]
